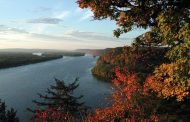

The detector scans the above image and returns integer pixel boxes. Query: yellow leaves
[166,41,190,62]
[156,10,190,46]
[154,40,190,101]
[164,77,173,84]
[177,23,190,41]
[150,61,190,101]
[154,64,176,77]
[161,80,189,101]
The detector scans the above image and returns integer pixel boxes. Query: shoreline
[0,56,63,70]
[0,53,85,70]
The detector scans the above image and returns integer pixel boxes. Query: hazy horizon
[0,0,147,50]
[0,47,109,51]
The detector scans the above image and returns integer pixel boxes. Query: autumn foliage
[31,0,190,121]
[89,65,190,121]
[87,67,159,122]
[92,46,167,81]
[81,0,190,102]
[32,108,74,122]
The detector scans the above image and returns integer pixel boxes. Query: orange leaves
[114,73,140,100]
[86,107,125,122]
[113,67,128,83]
[32,108,74,122]
[86,66,159,122]
[143,75,162,96]
[144,63,190,101]
[154,63,189,101]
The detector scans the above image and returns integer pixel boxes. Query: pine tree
[31,78,86,119]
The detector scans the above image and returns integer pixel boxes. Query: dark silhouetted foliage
[0,100,19,122]
[31,78,87,122]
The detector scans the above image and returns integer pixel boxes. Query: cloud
[0,26,83,50]
[29,7,52,13]
[0,25,28,34]
[79,10,93,21]
[65,30,131,42]
[27,10,70,25]
[74,8,83,14]
[73,8,93,21]
[0,25,130,50]
[53,11,70,19]
[0,25,6,28]
[27,18,63,24]
[37,7,52,12]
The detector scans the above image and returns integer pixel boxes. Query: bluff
[91,46,167,81]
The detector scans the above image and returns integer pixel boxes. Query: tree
[0,100,19,122]
[87,67,160,122]
[31,78,86,122]
[77,0,190,121]
[92,46,168,82]
[88,66,190,122]
[144,54,190,101]
[77,0,190,37]
[78,0,190,101]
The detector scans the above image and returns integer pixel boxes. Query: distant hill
[0,48,85,57]
[75,49,112,56]
[0,48,113,56]
[0,48,66,53]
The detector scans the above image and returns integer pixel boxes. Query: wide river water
[0,56,113,122]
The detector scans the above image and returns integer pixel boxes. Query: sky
[0,0,147,50]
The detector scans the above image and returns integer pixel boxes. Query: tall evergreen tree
[31,78,86,120]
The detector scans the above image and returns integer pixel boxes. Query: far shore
[0,52,85,69]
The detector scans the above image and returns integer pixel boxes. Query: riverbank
[0,50,87,69]
[0,52,64,69]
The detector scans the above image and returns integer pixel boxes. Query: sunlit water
[0,56,113,122]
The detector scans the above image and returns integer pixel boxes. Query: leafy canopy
[78,0,190,101]
[77,0,190,37]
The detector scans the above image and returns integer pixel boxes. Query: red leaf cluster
[32,108,73,122]
[86,66,159,122]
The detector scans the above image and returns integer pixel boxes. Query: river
[0,55,113,122]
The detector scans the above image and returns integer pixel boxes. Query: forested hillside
[92,46,167,81]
